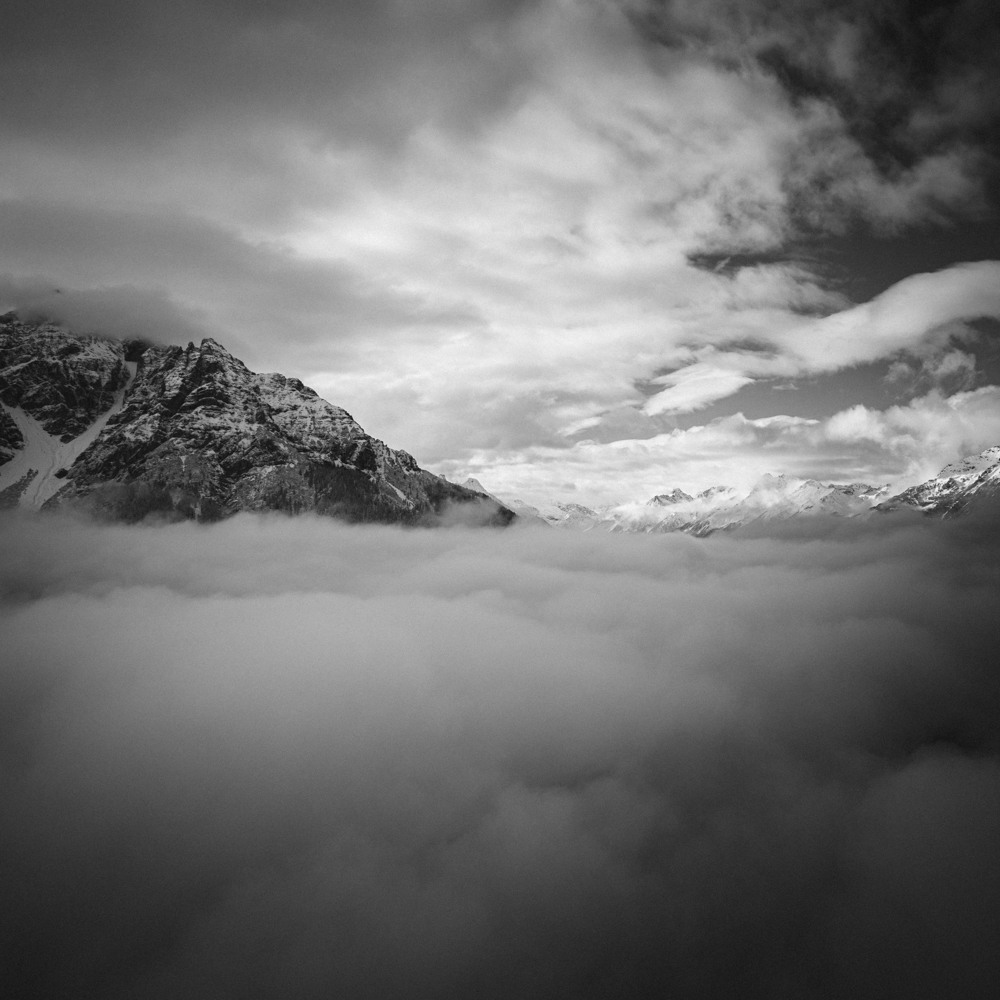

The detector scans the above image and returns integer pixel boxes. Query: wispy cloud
[636,262,1000,418]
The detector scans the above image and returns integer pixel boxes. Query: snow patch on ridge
[0,361,136,509]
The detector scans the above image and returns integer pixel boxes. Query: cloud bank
[2,512,998,998]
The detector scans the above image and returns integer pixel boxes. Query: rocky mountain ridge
[0,316,513,525]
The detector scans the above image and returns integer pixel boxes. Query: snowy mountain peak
[937,446,1000,481]
[649,489,693,506]
[697,486,731,501]
[878,446,1000,518]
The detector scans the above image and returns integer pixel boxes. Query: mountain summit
[0,316,514,525]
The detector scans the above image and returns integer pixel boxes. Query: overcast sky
[2,0,999,502]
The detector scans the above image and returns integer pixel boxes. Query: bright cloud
[643,365,756,415]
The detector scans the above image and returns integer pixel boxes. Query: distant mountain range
[464,446,1000,535]
[0,316,513,525]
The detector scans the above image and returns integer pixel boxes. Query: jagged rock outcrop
[0,315,514,525]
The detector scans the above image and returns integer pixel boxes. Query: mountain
[0,315,514,525]
[875,447,1000,518]
[649,488,694,505]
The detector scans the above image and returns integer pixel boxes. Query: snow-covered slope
[0,361,135,508]
[0,315,514,525]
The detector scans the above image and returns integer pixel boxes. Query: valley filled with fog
[2,512,998,998]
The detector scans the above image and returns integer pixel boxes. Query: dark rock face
[0,406,22,465]
[0,315,130,439]
[0,316,515,526]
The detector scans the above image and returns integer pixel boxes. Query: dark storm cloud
[0,0,538,151]
[0,201,475,365]
[1,513,998,998]
[0,276,210,345]
[629,0,1000,228]
[632,0,1000,148]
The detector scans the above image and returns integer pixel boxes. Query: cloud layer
[2,512,998,998]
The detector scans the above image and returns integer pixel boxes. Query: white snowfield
[0,362,136,509]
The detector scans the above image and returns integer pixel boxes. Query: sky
[2,511,998,997]
[2,0,999,503]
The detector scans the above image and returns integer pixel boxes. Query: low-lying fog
[2,512,998,998]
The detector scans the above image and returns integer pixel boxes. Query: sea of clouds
[1,511,998,998]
